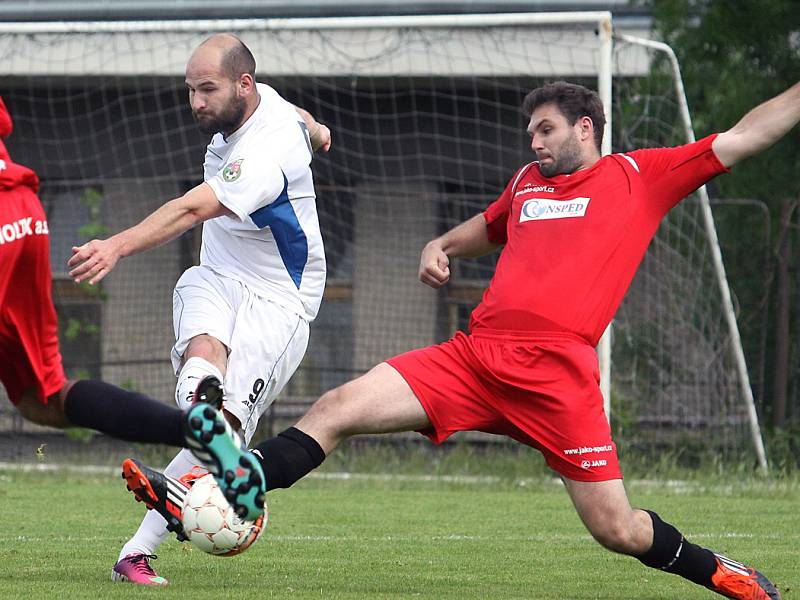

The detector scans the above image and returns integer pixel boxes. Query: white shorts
[171,265,310,444]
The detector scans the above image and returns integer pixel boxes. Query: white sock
[175,356,224,410]
[118,355,220,562]
[118,509,170,560]
[117,449,203,561]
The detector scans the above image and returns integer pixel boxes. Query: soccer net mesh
[611,39,760,468]
[0,16,761,467]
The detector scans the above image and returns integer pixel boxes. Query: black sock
[251,427,326,491]
[63,379,184,447]
[636,510,717,587]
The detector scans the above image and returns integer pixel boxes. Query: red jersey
[471,134,729,346]
[0,147,64,404]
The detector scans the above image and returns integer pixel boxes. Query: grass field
[0,453,798,600]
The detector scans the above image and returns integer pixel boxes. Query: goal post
[612,34,768,471]
[0,13,766,470]
[614,33,768,472]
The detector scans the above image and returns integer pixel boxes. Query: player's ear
[239,73,255,96]
[578,116,593,142]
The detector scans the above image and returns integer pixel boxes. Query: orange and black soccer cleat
[121,458,191,541]
[708,553,781,600]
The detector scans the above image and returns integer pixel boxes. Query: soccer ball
[181,473,266,556]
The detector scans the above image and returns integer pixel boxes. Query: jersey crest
[222,158,243,182]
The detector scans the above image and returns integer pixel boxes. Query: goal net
[0,14,765,468]
[612,37,766,470]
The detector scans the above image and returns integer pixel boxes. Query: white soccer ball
[181,473,266,556]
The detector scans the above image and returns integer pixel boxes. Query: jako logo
[520,197,590,222]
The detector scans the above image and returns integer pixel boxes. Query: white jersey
[202,83,325,321]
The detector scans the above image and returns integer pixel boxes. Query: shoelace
[127,554,158,575]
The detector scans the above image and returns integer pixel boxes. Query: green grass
[0,462,797,600]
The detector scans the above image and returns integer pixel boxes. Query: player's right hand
[418,241,450,289]
[67,238,121,285]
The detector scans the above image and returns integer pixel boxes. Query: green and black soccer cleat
[183,402,266,522]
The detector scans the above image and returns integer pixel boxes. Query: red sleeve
[625,134,730,210]
[0,160,39,193]
[483,166,528,245]
[0,97,12,139]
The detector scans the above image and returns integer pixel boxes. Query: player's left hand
[312,124,332,152]
[67,238,122,285]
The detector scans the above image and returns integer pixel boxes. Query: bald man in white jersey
[68,33,331,586]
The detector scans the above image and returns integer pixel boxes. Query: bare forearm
[714,81,800,167]
[111,197,201,258]
[736,82,800,151]
[436,213,498,259]
[418,213,498,289]
[110,183,229,258]
[68,183,227,284]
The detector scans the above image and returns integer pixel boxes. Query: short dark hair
[221,37,256,81]
[522,82,606,151]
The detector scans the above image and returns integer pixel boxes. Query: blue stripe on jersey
[249,173,308,288]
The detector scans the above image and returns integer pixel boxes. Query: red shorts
[0,186,65,405]
[387,329,622,482]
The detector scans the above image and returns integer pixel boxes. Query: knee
[300,386,353,437]
[16,389,70,429]
[309,387,347,420]
[15,395,41,423]
[587,517,642,555]
[184,335,227,367]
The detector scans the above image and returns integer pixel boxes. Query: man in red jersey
[0,96,209,516]
[177,81,799,598]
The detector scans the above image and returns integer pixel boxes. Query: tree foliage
[647,0,800,202]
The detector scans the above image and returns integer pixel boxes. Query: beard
[193,94,247,136]
[538,134,584,177]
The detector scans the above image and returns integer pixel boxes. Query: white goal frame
[615,33,768,472]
